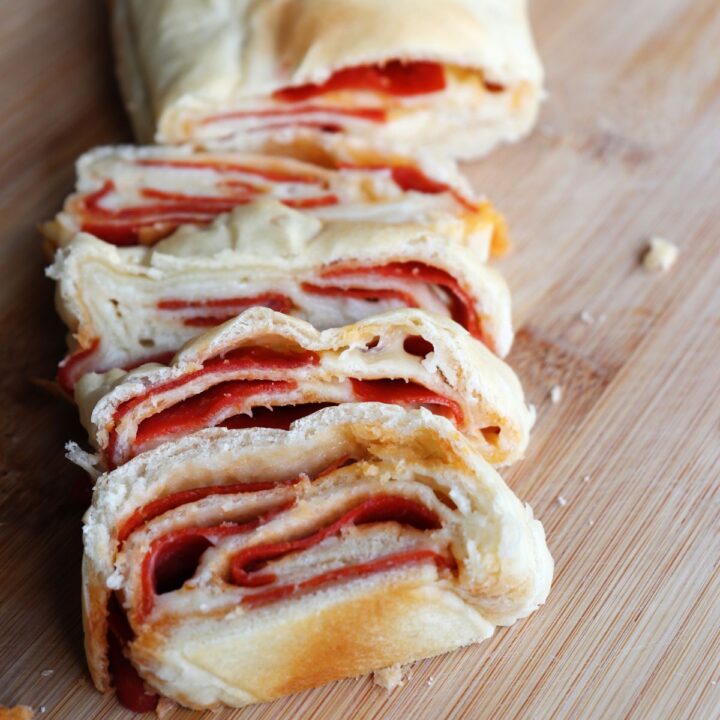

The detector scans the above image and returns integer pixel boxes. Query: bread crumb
[557,495,568,507]
[373,664,405,690]
[588,519,595,526]
[643,237,678,272]
[579,310,595,324]
[549,385,563,404]
[583,475,591,483]
[426,676,436,687]
[40,669,54,678]
[155,698,179,719]
[0,706,34,720]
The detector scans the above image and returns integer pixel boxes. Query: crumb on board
[427,676,436,687]
[557,495,568,507]
[579,310,595,324]
[550,385,563,404]
[0,706,34,720]
[583,475,592,483]
[588,519,595,526]
[643,237,678,272]
[373,664,406,690]
[155,698,179,719]
[40,669,53,678]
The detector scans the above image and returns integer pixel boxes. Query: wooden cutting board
[1,0,719,718]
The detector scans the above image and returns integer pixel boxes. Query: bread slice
[111,0,543,160]
[75,306,532,468]
[82,403,552,710]
[48,198,512,391]
[41,144,507,254]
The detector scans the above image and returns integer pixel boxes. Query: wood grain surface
[1,0,719,718]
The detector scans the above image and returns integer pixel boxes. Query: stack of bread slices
[43,0,553,712]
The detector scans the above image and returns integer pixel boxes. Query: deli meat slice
[81,404,553,710]
[75,307,533,469]
[48,199,513,392]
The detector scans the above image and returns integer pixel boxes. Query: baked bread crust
[111,0,543,158]
[82,403,552,709]
[75,306,532,467]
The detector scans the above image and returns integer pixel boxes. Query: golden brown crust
[223,583,468,699]
[133,579,493,707]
